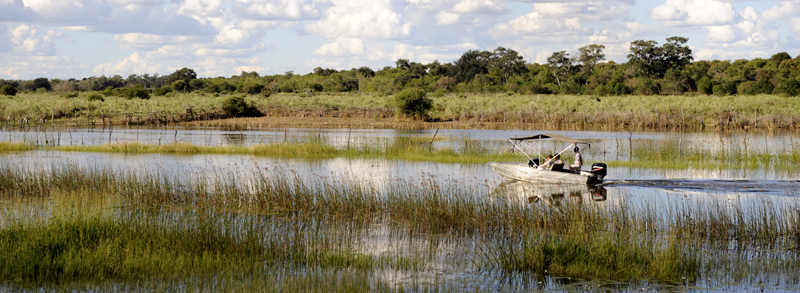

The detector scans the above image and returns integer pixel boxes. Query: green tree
[167,68,197,85]
[488,47,528,85]
[313,67,338,76]
[395,59,411,70]
[0,84,17,96]
[577,44,605,83]
[627,40,662,78]
[393,88,432,120]
[453,50,490,83]
[661,36,693,70]
[357,66,375,78]
[547,51,575,87]
[697,76,712,94]
[769,52,792,63]
[661,68,687,95]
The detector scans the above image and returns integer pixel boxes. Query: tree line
[2,36,800,99]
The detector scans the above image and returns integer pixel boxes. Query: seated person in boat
[551,154,565,171]
[540,155,555,170]
[554,154,563,165]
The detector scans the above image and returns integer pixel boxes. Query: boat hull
[488,162,592,184]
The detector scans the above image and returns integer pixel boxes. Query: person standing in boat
[570,147,583,173]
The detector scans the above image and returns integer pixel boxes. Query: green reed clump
[482,231,699,281]
[46,137,520,164]
[670,200,799,249]
[0,141,34,152]
[250,141,339,158]
[0,164,116,198]
[0,193,406,288]
[0,215,264,283]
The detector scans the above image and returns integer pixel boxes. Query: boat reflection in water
[490,181,607,207]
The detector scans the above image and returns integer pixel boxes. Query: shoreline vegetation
[2,38,800,132]
[1,163,798,290]
[1,92,800,132]
[1,137,798,172]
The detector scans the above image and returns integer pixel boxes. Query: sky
[1,0,799,80]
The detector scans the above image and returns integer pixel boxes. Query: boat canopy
[509,133,589,145]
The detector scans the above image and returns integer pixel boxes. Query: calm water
[4,125,799,154]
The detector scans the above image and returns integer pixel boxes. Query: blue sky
[1,0,798,79]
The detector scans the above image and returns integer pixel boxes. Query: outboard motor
[586,163,607,185]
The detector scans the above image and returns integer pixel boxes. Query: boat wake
[602,179,800,196]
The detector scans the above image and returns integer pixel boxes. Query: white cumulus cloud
[451,0,506,15]
[233,0,326,20]
[313,36,366,56]
[491,11,593,38]
[305,0,411,40]
[435,11,460,25]
[651,0,737,26]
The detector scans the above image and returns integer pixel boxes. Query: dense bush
[774,78,800,97]
[239,82,265,95]
[62,92,79,98]
[0,84,17,96]
[393,88,433,120]
[205,82,236,93]
[222,96,261,117]
[308,83,323,93]
[154,86,173,96]
[87,93,104,102]
[172,80,189,92]
[123,85,150,100]
[189,79,206,91]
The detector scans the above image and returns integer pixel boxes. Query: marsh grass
[483,232,700,282]
[1,163,798,288]
[0,189,416,288]
[0,141,34,152]
[5,92,800,131]
[608,139,800,172]
[45,135,519,164]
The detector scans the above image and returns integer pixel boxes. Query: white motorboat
[488,133,607,185]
